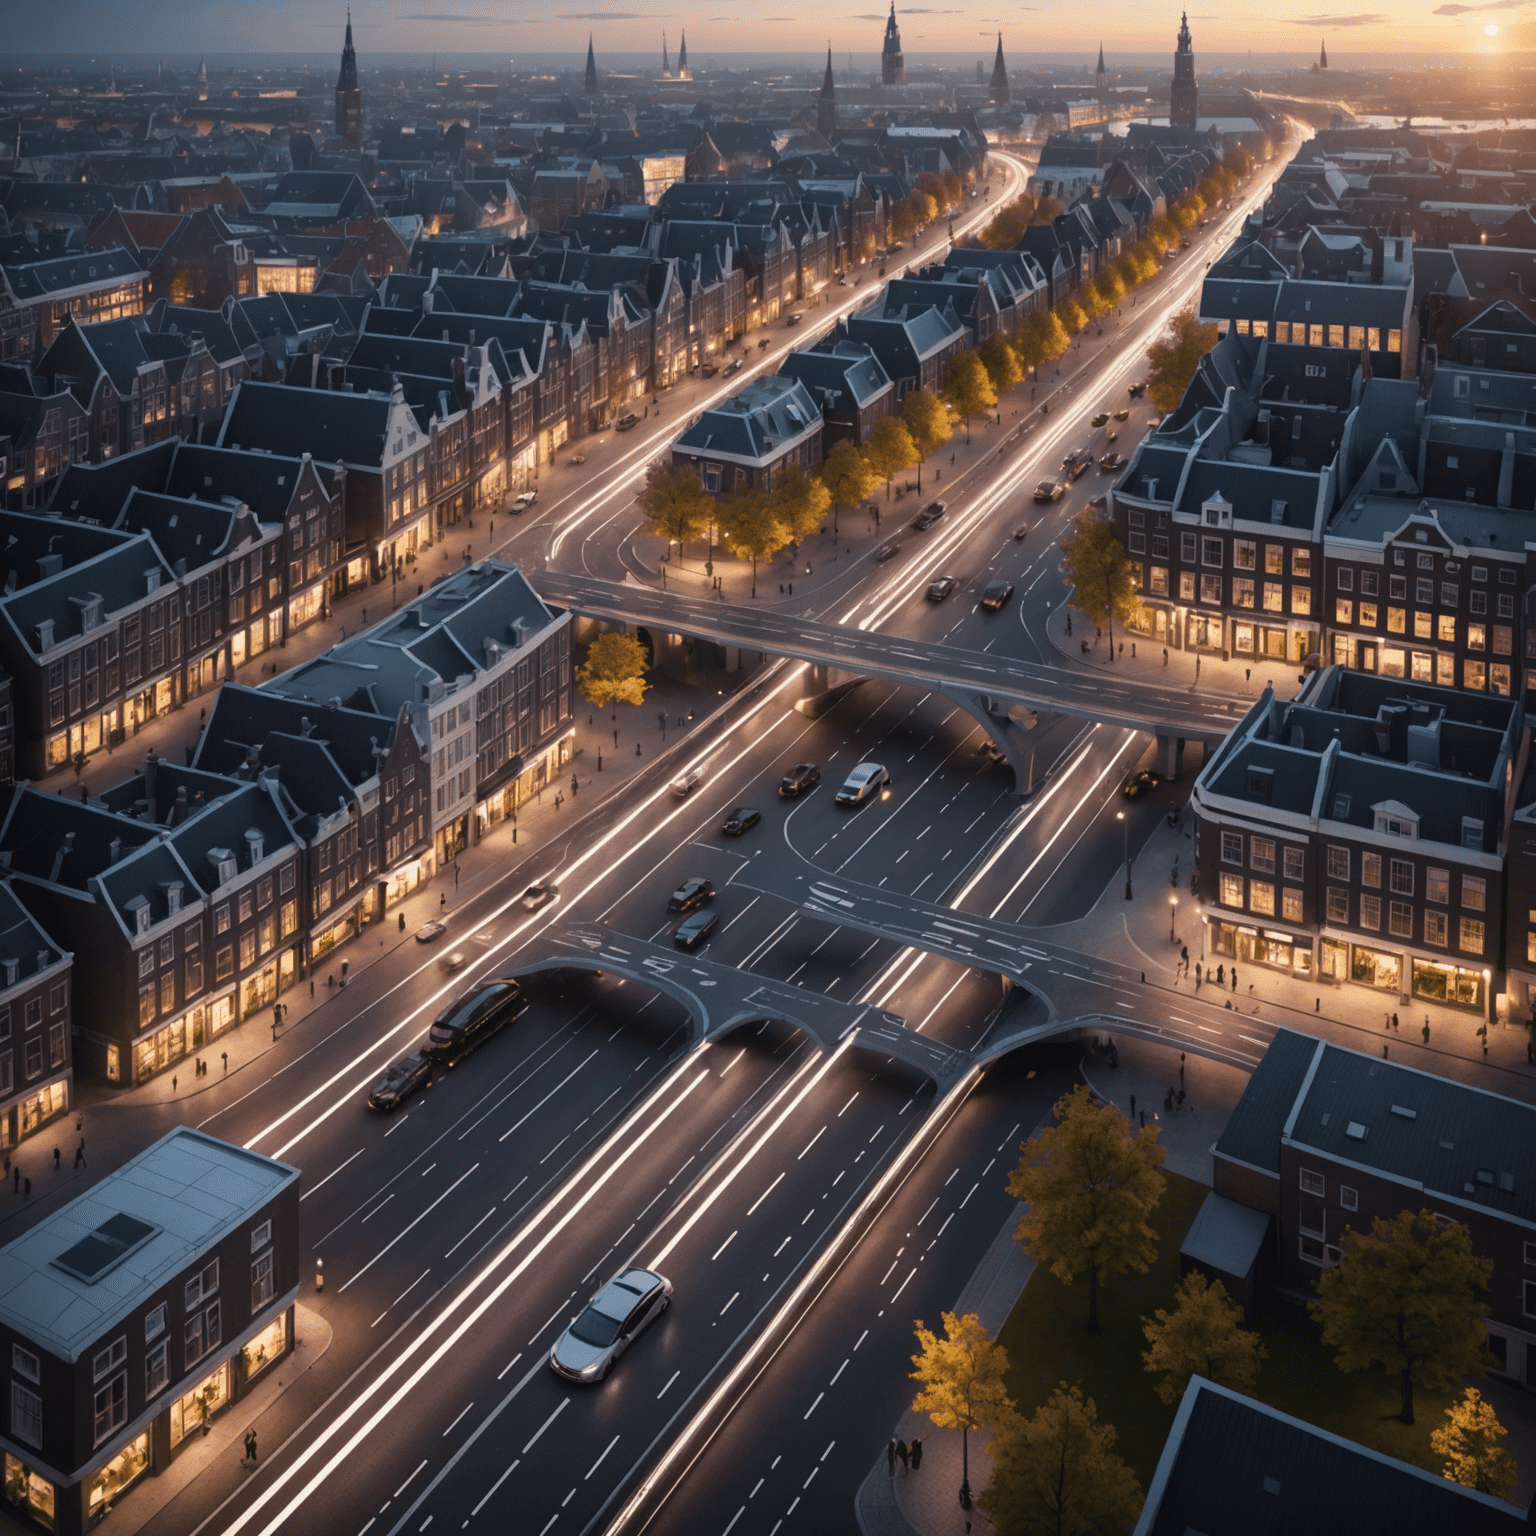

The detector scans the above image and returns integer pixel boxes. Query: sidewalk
[1043,597,1281,708]
[97,1304,331,1530]
[1052,814,1536,1090]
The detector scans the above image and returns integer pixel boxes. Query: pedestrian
[897,1439,910,1471]
[1129,1093,1136,1120]
[172,1075,177,1093]
[571,773,579,796]
[1231,967,1238,991]
[74,1141,85,1169]
[1424,1022,1431,1044]
[244,1428,258,1465]
[1164,1087,1173,1114]
[1139,1109,1146,1127]
[1216,964,1225,986]
[440,893,447,911]
[1179,1053,1185,1087]
[1383,1044,1389,1058]
[1315,997,1321,1012]
[910,1438,923,1471]
[1180,944,1189,971]
[1176,1088,1185,1111]
[1163,647,1169,667]
[1385,1011,1391,1031]
[1392,1012,1399,1031]
[1195,963,1201,988]
[887,1439,897,1476]
[221,1051,227,1072]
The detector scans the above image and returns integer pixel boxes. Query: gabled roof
[1,246,146,304]
[673,374,823,466]
[218,379,417,472]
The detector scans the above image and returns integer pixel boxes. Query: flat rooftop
[0,1128,297,1362]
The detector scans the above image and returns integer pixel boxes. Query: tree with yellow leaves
[981,1384,1143,1535]
[576,631,650,719]
[901,388,953,489]
[1431,1387,1518,1497]
[1007,1085,1166,1332]
[1142,1271,1267,1404]
[910,1311,1013,1508]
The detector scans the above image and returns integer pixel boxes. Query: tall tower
[1319,38,1328,68]
[677,32,691,81]
[196,57,208,102]
[988,34,1010,104]
[817,47,838,142]
[1095,43,1107,100]
[335,11,363,149]
[1170,11,1198,132]
[881,1,905,87]
[661,33,671,78]
[584,35,598,93]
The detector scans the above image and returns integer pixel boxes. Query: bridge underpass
[535,572,1240,792]
[519,923,970,1087]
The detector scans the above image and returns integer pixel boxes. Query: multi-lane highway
[121,143,1319,1536]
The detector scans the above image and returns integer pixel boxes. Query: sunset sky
[11,0,1536,60]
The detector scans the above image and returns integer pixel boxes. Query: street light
[1118,810,1131,900]
[1170,896,1178,941]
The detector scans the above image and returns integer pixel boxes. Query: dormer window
[1463,817,1485,851]
[1,959,16,989]
[165,883,182,917]
[1373,802,1420,839]
[126,895,151,936]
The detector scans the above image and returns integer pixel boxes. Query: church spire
[817,46,838,142]
[677,30,691,80]
[335,10,363,148]
[661,32,671,77]
[881,0,905,86]
[988,32,1010,104]
[1319,37,1328,68]
[584,34,598,93]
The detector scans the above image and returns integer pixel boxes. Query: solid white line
[747,1172,784,1216]
[522,1397,570,1455]
[711,1230,737,1262]
[585,1436,620,1481]
[300,1146,365,1202]
[441,1401,474,1439]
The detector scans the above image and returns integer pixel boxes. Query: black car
[674,909,718,950]
[722,806,761,835]
[1064,453,1092,481]
[1121,768,1165,800]
[1032,480,1064,503]
[1099,451,1127,472]
[779,763,821,798]
[668,877,715,914]
[926,575,958,602]
[367,1052,434,1111]
[980,578,1015,612]
[912,501,946,530]
[614,412,639,432]
[426,980,527,1066]
[876,541,901,562]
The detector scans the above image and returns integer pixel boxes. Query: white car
[550,1269,672,1383]
[512,490,537,513]
[835,763,891,806]
[671,769,702,797]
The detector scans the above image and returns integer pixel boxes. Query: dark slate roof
[1213,1028,1321,1175]
[48,441,179,522]
[1,247,145,303]
[194,683,395,789]
[673,375,822,464]
[1175,459,1320,531]
[0,881,66,977]
[776,343,892,411]
[1203,739,1320,817]
[218,380,394,470]
[143,301,246,367]
[164,444,334,522]
[1292,1042,1536,1224]
[1140,1377,1527,1536]
[113,490,249,569]
[427,273,520,318]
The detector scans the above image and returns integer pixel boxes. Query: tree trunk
[1087,1267,1100,1332]
[1400,1367,1415,1425]
[751,557,757,598]
[1105,576,1115,660]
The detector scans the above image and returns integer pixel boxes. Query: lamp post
[1118,810,1131,900]
[1170,896,1178,941]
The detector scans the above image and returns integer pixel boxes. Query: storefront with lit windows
[473,730,573,840]
[1209,919,1313,975]
[128,992,236,1086]
[0,1127,299,1536]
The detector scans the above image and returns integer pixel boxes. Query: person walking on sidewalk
[910,1438,923,1471]
[74,1140,85,1169]
[887,1439,897,1477]
[243,1429,258,1466]
[896,1439,910,1472]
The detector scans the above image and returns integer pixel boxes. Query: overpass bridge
[534,572,1244,792]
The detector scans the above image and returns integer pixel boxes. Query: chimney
[34,618,53,653]
[244,828,264,865]
[300,715,313,737]
[108,837,122,862]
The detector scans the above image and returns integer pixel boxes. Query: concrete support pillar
[724,645,740,673]
[806,663,829,694]
[1157,733,1185,781]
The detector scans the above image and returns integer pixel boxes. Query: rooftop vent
[1476,1169,1495,1185]
[1262,1477,1282,1496]
[1500,1172,1515,1192]
[1345,1121,1368,1141]
[1389,1104,1416,1120]
[52,1212,159,1285]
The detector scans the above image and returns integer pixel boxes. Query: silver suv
[550,1268,672,1382]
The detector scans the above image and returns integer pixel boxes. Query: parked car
[426,979,527,1066]
[367,1052,434,1112]
[912,500,946,530]
[1113,407,1131,422]
[722,806,761,836]
[926,575,958,602]
[877,541,902,562]
[520,882,558,911]
[668,877,715,914]
[549,1269,672,1383]
[673,908,719,950]
[835,762,891,806]
[614,413,639,432]
[980,578,1015,612]
[415,920,447,943]
[567,453,587,465]
[512,490,537,513]
[1099,451,1128,472]
[700,363,719,378]
[670,768,702,797]
[779,763,821,798]
[785,312,804,326]
[1128,381,1147,398]
[1121,768,1165,800]
[1033,480,1064,503]
[1012,522,1030,541]
[722,360,741,377]
[1090,412,1110,428]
